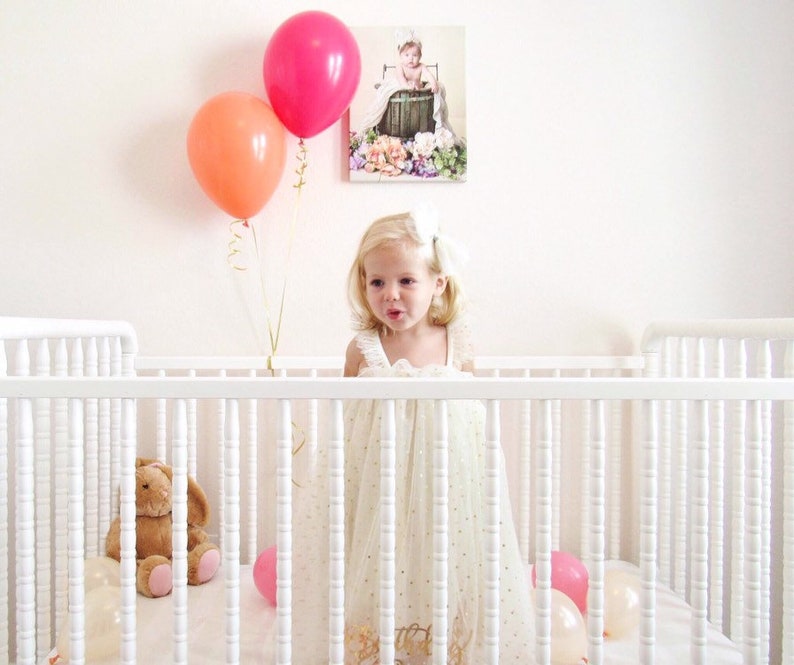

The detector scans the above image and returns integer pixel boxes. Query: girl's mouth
[386,309,403,320]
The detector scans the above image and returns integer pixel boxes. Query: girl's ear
[435,275,448,295]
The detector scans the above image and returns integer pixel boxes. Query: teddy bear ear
[187,475,211,526]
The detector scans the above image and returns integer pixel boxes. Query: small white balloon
[56,585,121,662]
[603,568,641,638]
[84,556,121,593]
[549,588,587,665]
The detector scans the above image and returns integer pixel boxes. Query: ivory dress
[290,325,534,664]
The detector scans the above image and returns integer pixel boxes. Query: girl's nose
[385,285,400,301]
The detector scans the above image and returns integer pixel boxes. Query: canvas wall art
[348,25,467,183]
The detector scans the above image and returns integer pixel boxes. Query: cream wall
[2,1,793,358]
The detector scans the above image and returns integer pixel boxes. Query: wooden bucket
[377,90,435,139]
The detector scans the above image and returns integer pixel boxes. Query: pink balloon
[253,546,277,606]
[531,550,589,615]
[263,11,361,138]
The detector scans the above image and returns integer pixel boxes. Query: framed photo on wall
[348,25,467,183]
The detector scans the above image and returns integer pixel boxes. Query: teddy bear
[105,457,221,598]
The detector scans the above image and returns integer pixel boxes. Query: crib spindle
[328,399,345,665]
[172,399,189,665]
[608,388,623,560]
[277,398,294,665]
[67,394,86,665]
[744,399,763,664]
[518,370,532,561]
[119,397,137,665]
[640,398,659,665]
[731,339,748,643]
[224,398,242,664]
[783,340,794,665]
[34,339,53,657]
[484,399,501,665]
[535,399,553,665]
[246,371,258,564]
[674,338,688,597]
[54,339,69,631]
[378,399,396,665]
[710,338,726,631]
[759,341,772,662]
[432,399,449,665]
[580,372,592,561]
[588,399,606,665]
[658,337,673,587]
[0,343,8,665]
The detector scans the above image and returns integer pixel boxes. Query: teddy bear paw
[148,563,174,597]
[196,547,221,584]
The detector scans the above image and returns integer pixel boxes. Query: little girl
[337,208,534,662]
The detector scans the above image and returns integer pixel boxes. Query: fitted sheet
[43,562,742,664]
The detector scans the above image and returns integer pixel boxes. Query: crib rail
[2,316,794,665]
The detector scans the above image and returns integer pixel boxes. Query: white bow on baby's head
[395,27,421,50]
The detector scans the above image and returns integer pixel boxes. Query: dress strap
[355,330,389,369]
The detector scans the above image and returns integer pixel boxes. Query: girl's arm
[343,338,364,377]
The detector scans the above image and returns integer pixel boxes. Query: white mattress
[43,562,742,664]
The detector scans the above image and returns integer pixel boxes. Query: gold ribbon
[228,140,310,369]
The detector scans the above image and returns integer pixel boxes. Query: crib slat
[783,341,794,665]
[277,398,294,665]
[432,399,449,665]
[759,341,772,661]
[731,340,748,643]
[119,397,137,665]
[0,343,8,665]
[35,339,53,657]
[484,399,501,665]
[745,400,763,664]
[640,398,658,665]
[710,339,726,631]
[172,399,189,665]
[535,399,552,665]
[328,399,345,665]
[518,371,532,561]
[67,395,86,665]
[378,399,396,665]
[588,399,605,665]
[674,338,688,596]
[246,373,258,564]
[224,398,242,664]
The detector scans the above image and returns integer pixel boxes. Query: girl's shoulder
[448,319,475,371]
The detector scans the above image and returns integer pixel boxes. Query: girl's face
[400,44,421,69]
[363,242,446,333]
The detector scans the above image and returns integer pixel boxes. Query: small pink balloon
[253,546,277,606]
[531,550,589,615]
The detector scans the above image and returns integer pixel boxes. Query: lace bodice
[354,321,474,377]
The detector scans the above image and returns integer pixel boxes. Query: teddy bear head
[135,462,172,517]
[134,457,210,526]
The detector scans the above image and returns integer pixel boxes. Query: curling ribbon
[226,219,249,271]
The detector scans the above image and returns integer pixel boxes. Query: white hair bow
[395,28,420,50]
[409,202,469,278]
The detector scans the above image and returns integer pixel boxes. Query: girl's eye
[369,279,383,288]
[400,278,415,286]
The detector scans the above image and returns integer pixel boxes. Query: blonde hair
[347,212,466,332]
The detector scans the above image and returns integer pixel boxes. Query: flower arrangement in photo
[349,128,467,181]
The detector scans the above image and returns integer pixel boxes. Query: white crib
[1,316,793,665]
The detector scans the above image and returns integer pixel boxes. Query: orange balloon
[187,92,286,220]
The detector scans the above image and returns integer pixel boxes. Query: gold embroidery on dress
[344,616,473,664]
